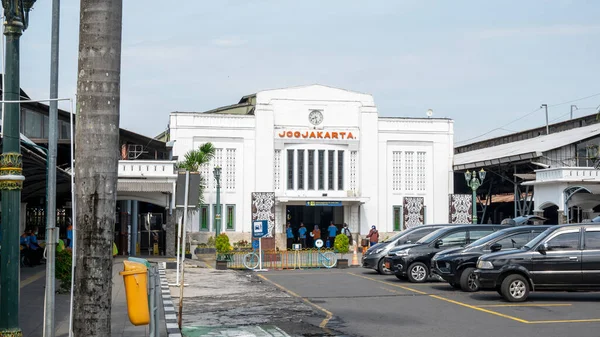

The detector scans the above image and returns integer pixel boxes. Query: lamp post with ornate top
[0,0,37,336]
[213,166,222,236]
[464,169,486,224]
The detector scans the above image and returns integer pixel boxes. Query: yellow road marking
[429,295,530,323]
[258,274,334,332]
[478,304,572,308]
[20,270,45,288]
[348,272,428,295]
[528,318,600,324]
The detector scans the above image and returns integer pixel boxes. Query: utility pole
[570,105,577,120]
[72,1,123,336]
[541,104,549,134]
[43,0,60,336]
[0,1,37,336]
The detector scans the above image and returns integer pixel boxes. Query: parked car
[384,224,509,283]
[362,225,453,274]
[431,225,550,291]
[474,223,600,302]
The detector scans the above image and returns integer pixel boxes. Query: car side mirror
[434,239,443,248]
[490,243,502,252]
[537,243,548,255]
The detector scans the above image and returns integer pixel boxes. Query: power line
[455,92,600,145]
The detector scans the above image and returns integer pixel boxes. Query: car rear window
[585,230,600,250]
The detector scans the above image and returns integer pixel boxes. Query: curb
[159,262,182,337]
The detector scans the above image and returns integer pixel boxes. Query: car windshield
[522,227,554,250]
[381,231,410,243]
[416,228,447,244]
[465,229,508,248]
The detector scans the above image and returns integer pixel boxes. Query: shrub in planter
[334,234,350,269]
[215,233,232,259]
[56,249,72,293]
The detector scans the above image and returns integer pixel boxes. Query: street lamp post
[0,1,36,336]
[464,169,486,224]
[213,166,222,236]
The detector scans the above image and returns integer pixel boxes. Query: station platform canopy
[454,123,600,171]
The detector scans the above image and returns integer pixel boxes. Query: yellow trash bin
[119,260,150,326]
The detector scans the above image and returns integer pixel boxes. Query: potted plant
[215,233,232,270]
[334,234,350,269]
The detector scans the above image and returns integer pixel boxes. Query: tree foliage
[177,142,215,206]
[334,234,350,255]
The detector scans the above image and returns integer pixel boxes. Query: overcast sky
[16,0,600,144]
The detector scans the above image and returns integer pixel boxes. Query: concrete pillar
[558,210,566,225]
[533,210,544,225]
[19,203,27,234]
[131,200,139,256]
[165,211,176,257]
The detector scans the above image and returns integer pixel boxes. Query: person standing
[298,222,307,248]
[286,223,294,250]
[341,223,352,245]
[310,225,321,247]
[367,225,379,247]
[327,222,338,248]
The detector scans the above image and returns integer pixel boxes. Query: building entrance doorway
[286,205,344,247]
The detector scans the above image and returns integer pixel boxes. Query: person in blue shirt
[286,223,294,250]
[298,223,307,248]
[28,228,43,265]
[327,222,338,248]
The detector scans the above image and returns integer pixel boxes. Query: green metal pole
[215,177,221,236]
[472,188,477,224]
[0,19,24,337]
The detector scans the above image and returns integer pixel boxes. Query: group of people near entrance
[286,221,353,249]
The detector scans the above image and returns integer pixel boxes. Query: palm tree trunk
[73,1,123,335]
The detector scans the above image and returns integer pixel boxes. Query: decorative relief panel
[449,194,472,224]
[403,197,424,228]
[251,192,276,237]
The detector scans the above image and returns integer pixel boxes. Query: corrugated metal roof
[454,123,600,170]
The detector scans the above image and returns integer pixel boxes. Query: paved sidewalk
[16,257,167,337]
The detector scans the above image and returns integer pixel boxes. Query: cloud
[474,24,600,39]
[211,37,248,48]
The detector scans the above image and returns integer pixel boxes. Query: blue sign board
[305,201,342,207]
[252,220,269,238]
[252,240,259,249]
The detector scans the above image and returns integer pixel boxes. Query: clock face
[308,110,323,125]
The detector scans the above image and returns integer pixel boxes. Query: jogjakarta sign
[277,130,357,140]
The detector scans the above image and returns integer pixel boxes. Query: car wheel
[395,274,408,281]
[407,262,429,283]
[378,258,393,275]
[449,282,461,289]
[500,274,529,302]
[459,267,479,292]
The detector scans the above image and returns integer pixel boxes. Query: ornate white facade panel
[213,148,223,189]
[392,151,402,191]
[273,150,281,190]
[350,151,357,191]
[416,151,426,191]
[225,148,236,190]
[404,151,414,191]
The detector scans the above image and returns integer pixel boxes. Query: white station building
[169,85,454,247]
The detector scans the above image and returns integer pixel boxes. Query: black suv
[384,224,508,283]
[431,225,550,292]
[362,225,452,274]
[474,224,600,302]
